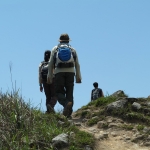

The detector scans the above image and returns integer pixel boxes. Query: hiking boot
[63,102,72,117]
[47,104,55,114]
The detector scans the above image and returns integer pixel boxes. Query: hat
[58,33,71,42]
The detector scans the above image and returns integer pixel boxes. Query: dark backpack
[41,61,48,81]
[92,88,102,100]
[53,45,76,68]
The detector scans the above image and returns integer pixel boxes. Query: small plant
[81,105,89,110]
[120,124,134,130]
[100,122,108,128]
[137,124,144,131]
[81,110,89,117]
[87,118,99,126]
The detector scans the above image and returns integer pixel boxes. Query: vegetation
[120,124,134,130]
[87,117,99,126]
[0,91,94,150]
[136,124,144,131]
[75,94,150,127]
[88,96,116,107]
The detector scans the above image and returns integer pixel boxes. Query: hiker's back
[92,88,102,100]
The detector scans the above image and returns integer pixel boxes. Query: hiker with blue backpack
[47,33,82,118]
[91,82,104,101]
[39,50,57,113]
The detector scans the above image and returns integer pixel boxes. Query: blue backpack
[54,45,76,68]
[58,46,71,61]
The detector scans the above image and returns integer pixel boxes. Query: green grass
[88,96,116,107]
[136,124,144,131]
[120,124,134,130]
[0,91,94,150]
[87,117,99,126]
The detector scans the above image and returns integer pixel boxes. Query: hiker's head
[44,50,51,62]
[59,33,71,43]
[93,82,98,88]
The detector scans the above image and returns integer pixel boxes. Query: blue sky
[0,0,150,112]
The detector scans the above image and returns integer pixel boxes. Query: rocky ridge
[71,90,150,150]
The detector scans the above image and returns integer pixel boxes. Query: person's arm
[91,90,93,101]
[39,63,43,92]
[47,47,56,84]
[74,50,82,83]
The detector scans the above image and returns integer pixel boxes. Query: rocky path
[71,116,150,150]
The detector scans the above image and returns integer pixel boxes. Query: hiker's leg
[49,77,57,108]
[55,72,67,108]
[42,81,51,111]
[63,72,75,117]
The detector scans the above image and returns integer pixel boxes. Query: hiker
[39,50,57,113]
[47,33,82,118]
[91,82,104,101]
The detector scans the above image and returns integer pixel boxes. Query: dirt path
[71,117,149,150]
[80,125,149,150]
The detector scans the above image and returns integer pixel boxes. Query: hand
[40,86,43,92]
[76,79,81,83]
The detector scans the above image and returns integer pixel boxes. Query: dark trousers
[43,78,57,110]
[55,72,75,110]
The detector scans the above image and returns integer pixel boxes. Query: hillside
[1,90,150,150]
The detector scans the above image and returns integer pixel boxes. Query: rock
[82,118,88,123]
[147,95,150,99]
[70,132,75,138]
[58,120,65,125]
[143,142,150,146]
[131,135,145,143]
[85,145,92,150]
[143,127,150,133]
[125,136,131,140]
[132,102,141,111]
[110,90,127,98]
[97,121,107,129]
[146,135,150,141]
[68,120,74,125]
[111,131,118,137]
[146,102,150,106]
[52,133,69,149]
[108,123,121,128]
[88,127,99,133]
[106,98,128,113]
[92,116,99,120]
[74,122,81,126]
[107,118,113,123]
[97,132,109,140]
